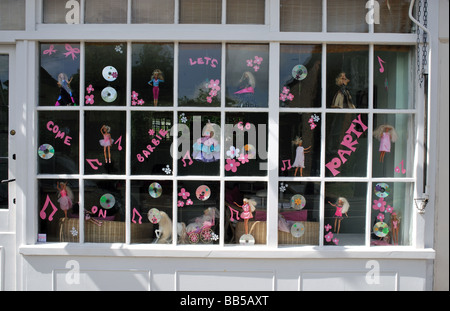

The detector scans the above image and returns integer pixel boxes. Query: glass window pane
[278,182,320,246]
[327,45,369,109]
[38,111,79,175]
[131,111,173,175]
[43,0,74,24]
[178,181,220,245]
[84,111,126,175]
[85,43,127,106]
[179,0,222,24]
[225,182,267,245]
[279,113,321,177]
[178,43,222,107]
[224,112,268,177]
[280,44,322,108]
[374,0,413,33]
[85,0,127,24]
[132,43,174,107]
[132,0,174,24]
[38,179,79,243]
[280,0,322,32]
[373,114,414,178]
[0,0,25,30]
[374,46,413,109]
[370,182,413,246]
[327,0,368,33]
[0,54,9,209]
[177,112,221,176]
[325,113,369,178]
[40,43,80,106]
[227,0,265,25]
[130,180,173,244]
[226,44,269,108]
[325,182,367,246]
[82,180,126,243]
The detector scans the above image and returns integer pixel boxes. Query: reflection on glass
[0,0,25,30]
[373,114,414,178]
[278,182,320,246]
[131,180,172,244]
[327,0,368,33]
[225,113,268,177]
[179,0,222,24]
[370,182,413,246]
[374,0,413,33]
[177,181,220,245]
[325,113,369,178]
[227,0,265,25]
[325,182,367,246]
[226,44,269,108]
[38,179,78,242]
[327,45,369,109]
[178,44,221,107]
[85,0,127,24]
[132,0,175,24]
[38,111,79,175]
[279,113,321,177]
[132,43,174,107]
[225,182,267,245]
[280,0,322,32]
[374,46,413,109]
[39,43,80,106]
[177,112,221,176]
[131,111,173,175]
[280,45,322,108]
[85,43,127,106]
[0,54,9,209]
[82,179,126,243]
[84,111,126,175]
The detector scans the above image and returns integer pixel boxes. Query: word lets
[326,114,368,176]
[189,57,219,68]
[137,129,169,163]
[47,121,73,146]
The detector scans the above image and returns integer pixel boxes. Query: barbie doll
[292,137,312,177]
[390,212,400,245]
[192,121,221,163]
[148,69,164,106]
[373,124,398,163]
[99,125,114,163]
[57,181,73,219]
[55,73,76,106]
[331,72,355,109]
[328,197,350,234]
[234,198,257,235]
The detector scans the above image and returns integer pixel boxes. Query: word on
[137,129,169,163]
[325,114,368,176]
[46,121,73,146]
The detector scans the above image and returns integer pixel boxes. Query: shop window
[280,0,322,32]
[0,0,25,30]
[179,0,222,24]
[131,0,175,24]
[226,0,265,25]
[85,0,128,24]
[226,44,269,108]
[279,44,322,108]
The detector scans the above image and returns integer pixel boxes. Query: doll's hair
[373,124,398,142]
[335,72,350,86]
[57,182,74,201]
[243,198,257,212]
[58,73,69,84]
[102,125,111,133]
[337,197,350,214]
[157,211,173,244]
[240,71,256,88]
[152,69,163,80]
[202,120,219,138]
[292,136,303,146]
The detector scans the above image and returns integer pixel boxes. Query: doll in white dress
[292,137,311,177]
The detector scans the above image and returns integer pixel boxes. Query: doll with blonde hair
[373,124,398,163]
[234,198,257,235]
[328,197,350,234]
[56,73,76,106]
[148,69,164,106]
[57,181,74,220]
[292,137,312,177]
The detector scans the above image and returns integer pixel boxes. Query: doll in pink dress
[57,181,73,219]
[373,125,398,163]
[328,197,350,234]
[234,198,257,235]
[99,125,114,163]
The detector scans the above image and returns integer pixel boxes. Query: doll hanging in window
[331,72,355,109]
[328,197,350,234]
[292,137,312,177]
[373,124,398,163]
[192,121,221,163]
[148,69,164,106]
[55,73,76,106]
[99,125,114,163]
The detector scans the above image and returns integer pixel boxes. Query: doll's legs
[337,219,341,234]
[107,146,111,163]
[300,167,303,177]
[380,151,385,163]
[294,167,299,176]
[244,219,249,235]
[153,87,159,106]
[334,218,338,232]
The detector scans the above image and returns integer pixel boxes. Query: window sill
[19,243,436,260]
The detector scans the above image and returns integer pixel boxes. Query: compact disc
[102,66,118,82]
[38,144,55,160]
[196,185,211,201]
[147,208,161,224]
[244,144,256,159]
[290,194,306,210]
[101,86,117,103]
[239,234,255,245]
[373,222,389,238]
[375,183,390,198]
[100,193,115,209]
[292,65,308,80]
[148,182,162,199]
[291,222,305,238]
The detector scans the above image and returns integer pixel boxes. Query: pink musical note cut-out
[40,195,59,221]
[228,206,240,222]
[182,150,194,167]
[395,160,406,175]
[377,56,386,73]
[132,208,142,224]
[114,135,123,151]
[281,159,292,172]
[86,158,103,170]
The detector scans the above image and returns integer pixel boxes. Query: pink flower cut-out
[137,99,144,106]
[178,188,190,200]
[238,153,249,164]
[386,205,394,213]
[377,213,385,221]
[246,59,254,67]
[254,56,263,65]
[225,158,241,173]
[332,238,339,245]
[186,199,193,206]
[177,200,185,207]
[325,232,334,242]
[132,91,139,101]
[85,94,94,105]
[208,79,220,91]
[325,224,332,232]
[86,84,94,94]
[372,197,386,212]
